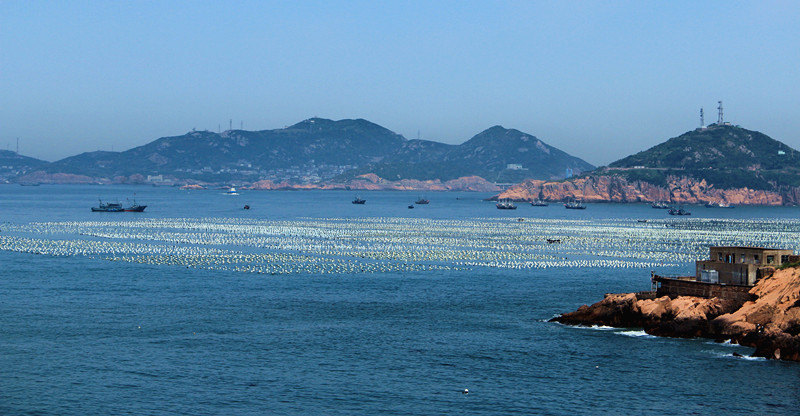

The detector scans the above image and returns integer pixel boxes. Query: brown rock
[552,266,800,362]
[498,174,791,205]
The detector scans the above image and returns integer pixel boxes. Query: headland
[552,247,800,362]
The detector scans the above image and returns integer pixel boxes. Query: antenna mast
[229,119,232,131]
[717,101,723,124]
[16,137,19,154]
[700,108,704,128]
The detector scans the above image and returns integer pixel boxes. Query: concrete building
[652,246,798,302]
[696,246,795,286]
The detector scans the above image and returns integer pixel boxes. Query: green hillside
[605,124,800,190]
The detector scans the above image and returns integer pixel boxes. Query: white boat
[225,187,239,195]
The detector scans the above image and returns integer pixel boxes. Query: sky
[2,1,799,165]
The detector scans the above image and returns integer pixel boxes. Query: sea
[1,185,798,415]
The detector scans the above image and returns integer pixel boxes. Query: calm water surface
[1,186,798,415]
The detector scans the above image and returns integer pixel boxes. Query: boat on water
[352,196,366,204]
[225,187,239,195]
[92,197,147,212]
[530,199,548,207]
[668,206,691,216]
[564,200,586,210]
[124,203,147,212]
[408,204,415,209]
[415,197,429,205]
[496,199,517,210]
[705,201,734,208]
[651,201,670,209]
[91,200,124,212]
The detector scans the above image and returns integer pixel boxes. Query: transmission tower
[717,101,723,124]
[700,108,704,128]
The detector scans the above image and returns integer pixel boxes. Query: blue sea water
[1,185,799,415]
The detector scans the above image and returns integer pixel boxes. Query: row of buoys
[1,216,799,275]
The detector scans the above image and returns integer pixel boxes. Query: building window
[754,254,759,263]
[740,254,745,263]
[767,255,775,264]
[718,253,723,261]
[781,255,789,264]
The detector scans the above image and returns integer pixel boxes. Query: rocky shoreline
[496,175,800,206]
[551,266,800,361]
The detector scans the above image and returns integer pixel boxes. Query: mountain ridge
[15,118,594,186]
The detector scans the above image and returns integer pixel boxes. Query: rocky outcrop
[15,171,111,184]
[497,175,792,205]
[552,266,800,362]
[247,174,500,192]
[180,184,206,190]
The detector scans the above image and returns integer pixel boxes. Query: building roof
[710,246,793,252]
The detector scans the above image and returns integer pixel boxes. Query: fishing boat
[564,200,586,210]
[91,200,124,212]
[705,201,734,208]
[496,199,517,210]
[408,204,415,209]
[530,199,548,207]
[668,206,691,216]
[124,202,147,212]
[225,187,239,195]
[415,197,429,205]
[352,196,366,204]
[651,201,670,209]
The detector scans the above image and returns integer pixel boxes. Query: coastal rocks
[552,266,800,361]
[180,184,206,190]
[497,174,790,205]
[247,174,500,192]
[16,171,110,184]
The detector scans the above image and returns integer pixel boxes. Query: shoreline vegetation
[551,266,800,362]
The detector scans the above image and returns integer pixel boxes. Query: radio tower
[700,108,704,128]
[717,101,724,125]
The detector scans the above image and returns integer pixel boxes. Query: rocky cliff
[496,174,798,205]
[552,266,800,362]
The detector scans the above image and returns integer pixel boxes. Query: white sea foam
[706,339,743,348]
[617,330,656,338]
[714,352,765,361]
[587,325,616,331]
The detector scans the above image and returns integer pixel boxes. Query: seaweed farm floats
[1,217,800,276]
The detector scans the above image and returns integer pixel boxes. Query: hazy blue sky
[2,1,799,165]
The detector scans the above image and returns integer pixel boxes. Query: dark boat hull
[124,205,147,212]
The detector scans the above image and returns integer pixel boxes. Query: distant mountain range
[498,124,800,205]
[8,118,593,185]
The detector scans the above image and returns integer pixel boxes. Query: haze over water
[1,186,799,415]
